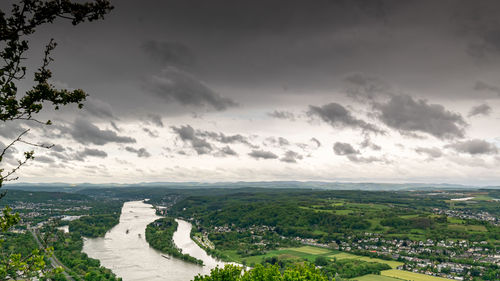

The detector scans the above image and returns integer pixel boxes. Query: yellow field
[381,269,451,281]
[350,274,401,281]
[329,253,403,269]
[288,246,331,255]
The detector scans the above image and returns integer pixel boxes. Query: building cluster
[433,208,499,225]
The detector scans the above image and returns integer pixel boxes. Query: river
[82,200,225,281]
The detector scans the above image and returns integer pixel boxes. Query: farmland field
[381,269,452,281]
[350,274,402,281]
[330,252,403,268]
[288,246,331,255]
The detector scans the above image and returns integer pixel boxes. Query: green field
[330,253,403,269]
[221,246,338,265]
[381,269,451,281]
[448,224,487,232]
[350,274,402,281]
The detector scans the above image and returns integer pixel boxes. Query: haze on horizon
[2,0,500,185]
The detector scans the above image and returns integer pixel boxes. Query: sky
[2,0,500,185]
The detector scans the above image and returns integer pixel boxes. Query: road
[28,227,75,281]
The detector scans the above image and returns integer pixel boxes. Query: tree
[193,263,330,281]
[0,0,112,279]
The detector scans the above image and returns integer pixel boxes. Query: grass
[335,209,354,215]
[350,274,402,281]
[448,224,487,232]
[289,246,331,255]
[472,194,493,201]
[447,217,465,224]
[221,246,338,265]
[329,252,403,269]
[381,269,452,281]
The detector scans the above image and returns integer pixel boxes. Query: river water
[82,200,225,281]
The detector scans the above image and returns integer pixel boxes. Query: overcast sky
[2,0,500,185]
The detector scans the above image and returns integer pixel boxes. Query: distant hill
[3,181,499,192]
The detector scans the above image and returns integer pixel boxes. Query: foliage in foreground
[0,0,112,279]
[193,263,330,281]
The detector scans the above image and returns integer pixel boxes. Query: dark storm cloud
[280,150,303,163]
[125,146,151,158]
[308,103,383,134]
[149,67,237,111]
[415,147,443,159]
[468,104,492,117]
[248,150,278,160]
[70,119,136,145]
[268,110,296,121]
[474,81,500,97]
[171,125,213,155]
[446,139,498,155]
[374,95,467,140]
[142,40,195,68]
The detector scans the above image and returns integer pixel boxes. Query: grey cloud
[70,119,136,145]
[310,138,321,148]
[415,147,443,159]
[0,121,26,139]
[77,148,108,159]
[52,144,65,153]
[143,128,159,138]
[360,137,381,151]
[333,141,385,163]
[83,98,114,119]
[34,155,56,164]
[308,103,383,134]
[149,67,237,111]
[474,81,500,96]
[215,145,238,157]
[125,146,152,158]
[374,95,467,139]
[446,139,498,155]
[142,40,195,67]
[248,149,278,160]
[333,142,359,156]
[268,110,296,121]
[110,121,121,132]
[147,114,164,128]
[280,150,303,163]
[468,104,492,117]
[198,130,256,148]
[171,125,213,155]
[343,73,391,100]
[265,137,290,147]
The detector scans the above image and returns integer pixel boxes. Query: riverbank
[82,200,223,281]
[146,217,204,265]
